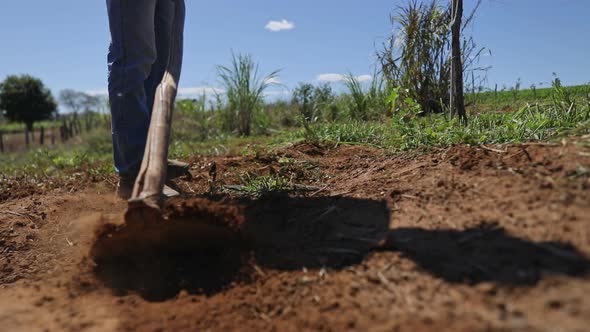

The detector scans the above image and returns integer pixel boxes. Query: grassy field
[471,83,589,103]
[290,102,590,151]
[467,83,590,111]
[0,120,61,133]
[1,82,589,185]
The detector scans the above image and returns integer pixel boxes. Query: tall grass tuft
[292,83,340,141]
[551,76,577,113]
[343,73,389,121]
[217,53,280,136]
[174,96,218,142]
[292,83,319,141]
[378,0,484,114]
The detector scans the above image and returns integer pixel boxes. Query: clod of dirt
[89,198,247,262]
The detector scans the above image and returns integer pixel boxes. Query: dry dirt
[1,139,589,331]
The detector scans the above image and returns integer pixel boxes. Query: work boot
[117,159,192,200]
[116,177,179,200]
[116,176,135,200]
[115,160,189,200]
[167,159,191,180]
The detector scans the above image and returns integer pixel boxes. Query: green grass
[292,102,590,151]
[0,129,113,177]
[0,120,60,132]
[168,133,290,159]
[2,99,589,182]
[468,84,590,108]
[225,173,293,197]
[0,129,114,196]
[2,80,589,194]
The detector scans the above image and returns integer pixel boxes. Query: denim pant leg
[145,0,177,113]
[107,0,158,178]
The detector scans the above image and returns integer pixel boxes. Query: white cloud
[264,89,291,97]
[265,19,295,32]
[85,87,224,97]
[355,75,373,82]
[85,89,108,96]
[316,73,346,82]
[266,77,282,85]
[177,86,224,96]
[316,73,373,83]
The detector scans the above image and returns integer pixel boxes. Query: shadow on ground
[243,195,391,269]
[94,194,590,302]
[380,223,590,285]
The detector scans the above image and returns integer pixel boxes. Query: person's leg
[145,0,176,114]
[107,0,157,178]
[145,0,190,182]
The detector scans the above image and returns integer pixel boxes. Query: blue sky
[0,0,588,103]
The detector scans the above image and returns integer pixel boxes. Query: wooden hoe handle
[129,0,185,211]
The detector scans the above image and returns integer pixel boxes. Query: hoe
[91,1,243,261]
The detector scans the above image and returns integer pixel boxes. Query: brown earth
[1,138,589,331]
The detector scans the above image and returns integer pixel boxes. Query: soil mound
[88,198,250,301]
[89,198,247,262]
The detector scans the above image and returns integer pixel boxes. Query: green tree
[292,83,316,122]
[292,83,336,123]
[59,89,87,114]
[59,89,104,114]
[59,89,106,132]
[0,75,57,132]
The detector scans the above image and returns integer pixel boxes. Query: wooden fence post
[25,128,30,146]
[68,120,74,139]
[40,127,45,145]
[494,84,498,99]
[85,115,92,133]
[61,117,68,142]
[51,126,56,145]
[0,131,4,153]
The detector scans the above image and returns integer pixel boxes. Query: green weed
[228,173,292,197]
[293,101,590,151]
[343,73,389,121]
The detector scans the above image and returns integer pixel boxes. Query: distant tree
[292,83,316,122]
[59,89,108,133]
[0,75,57,132]
[81,94,105,113]
[59,89,98,114]
[313,83,338,119]
[292,83,336,123]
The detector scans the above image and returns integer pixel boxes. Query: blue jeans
[106,0,184,178]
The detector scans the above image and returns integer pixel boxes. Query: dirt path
[1,139,589,331]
